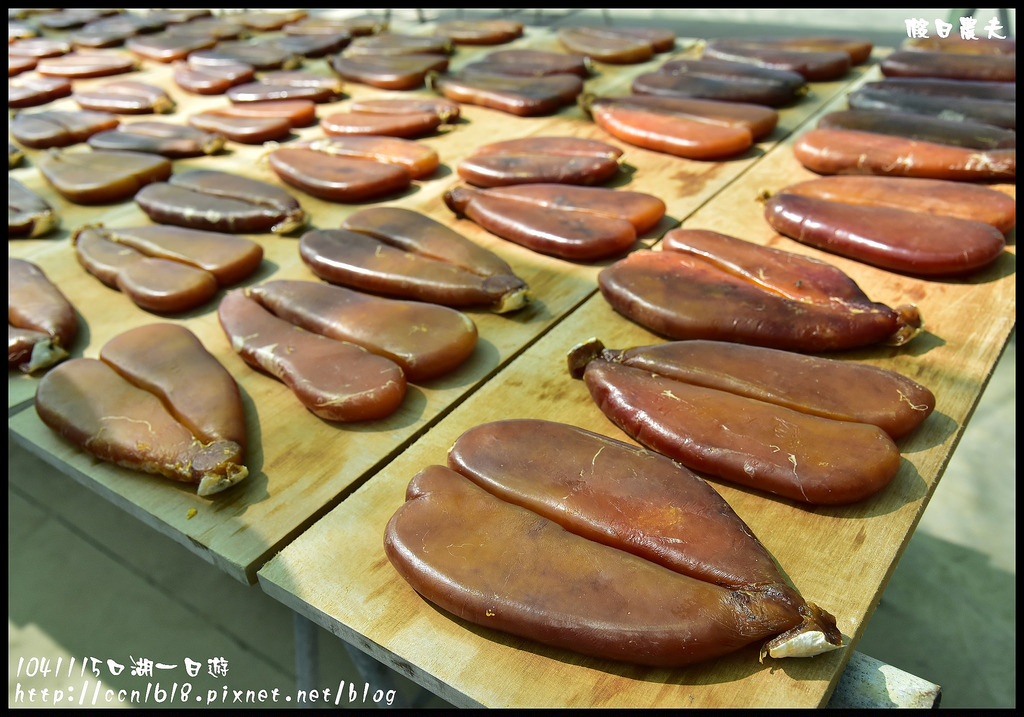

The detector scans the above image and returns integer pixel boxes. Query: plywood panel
[10,19,869,583]
[257,50,1014,707]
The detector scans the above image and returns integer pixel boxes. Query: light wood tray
[8,22,870,584]
[256,40,1015,708]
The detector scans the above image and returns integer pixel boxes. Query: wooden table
[10,12,1008,708]
[7,16,867,584]
[254,21,1013,711]
[6,21,673,581]
[257,134,1013,704]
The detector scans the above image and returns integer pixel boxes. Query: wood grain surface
[9,15,1014,707]
[8,20,871,584]
[256,25,1015,710]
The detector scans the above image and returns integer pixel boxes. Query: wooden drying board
[8,24,870,410]
[8,20,869,583]
[257,64,1016,707]
[8,22,867,412]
